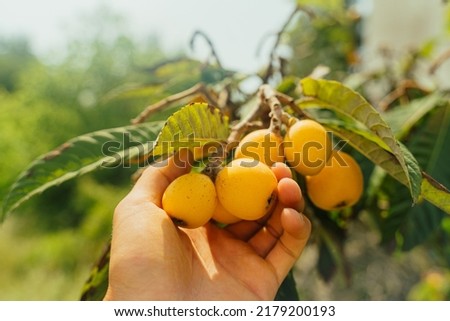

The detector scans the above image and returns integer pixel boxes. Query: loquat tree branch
[276,90,307,119]
[131,83,219,124]
[378,79,430,111]
[260,84,284,136]
[259,5,313,84]
[429,47,450,75]
[226,84,293,148]
[226,102,267,149]
[190,30,224,69]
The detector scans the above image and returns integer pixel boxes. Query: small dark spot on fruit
[171,217,187,227]
[334,201,348,209]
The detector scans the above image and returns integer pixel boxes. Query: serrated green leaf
[1,122,164,221]
[319,121,412,187]
[303,107,419,191]
[303,104,450,216]
[311,110,449,216]
[152,102,229,157]
[299,77,422,202]
[2,103,230,222]
[300,78,401,156]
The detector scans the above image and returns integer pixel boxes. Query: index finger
[128,148,193,207]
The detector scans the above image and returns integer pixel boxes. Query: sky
[0,0,295,73]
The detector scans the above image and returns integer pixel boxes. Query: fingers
[246,178,303,257]
[277,177,305,213]
[265,208,311,284]
[271,162,292,181]
[247,202,283,257]
[226,162,297,241]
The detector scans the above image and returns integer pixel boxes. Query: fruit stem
[281,111,297,127]
[259,85,284,137]
[131,83,220,124]
[227,99,269,148]
[201,143,226,182]
[275,90,307,119]
[226,85,299,149]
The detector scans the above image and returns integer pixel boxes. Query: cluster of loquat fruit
[162,118,364,228]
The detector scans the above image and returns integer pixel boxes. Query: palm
[175,222,280,300]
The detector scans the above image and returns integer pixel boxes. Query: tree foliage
[1,0,450,301]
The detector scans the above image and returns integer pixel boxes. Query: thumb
[130,148,193,206]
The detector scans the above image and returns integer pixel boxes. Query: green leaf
[383,93,446,140]
[379,105,450,249]
[409,103,450,214]
[1,122,164,221]
[421,173,450,214]
[308,110,450,215]
[379,175,447,250]
[80,243,110,301]
[317,120,407,184]
[314,215,350,283]
[1,102,230,222]
[276,76,299,95]
[297,0,344,11]
[152,102,230,157]
[317,239,337,282]
[299,77,422,202]
[274,270,299,301]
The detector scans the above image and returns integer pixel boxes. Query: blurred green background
[1,0,450,300]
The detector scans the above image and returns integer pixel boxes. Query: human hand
[104,149,311,300]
